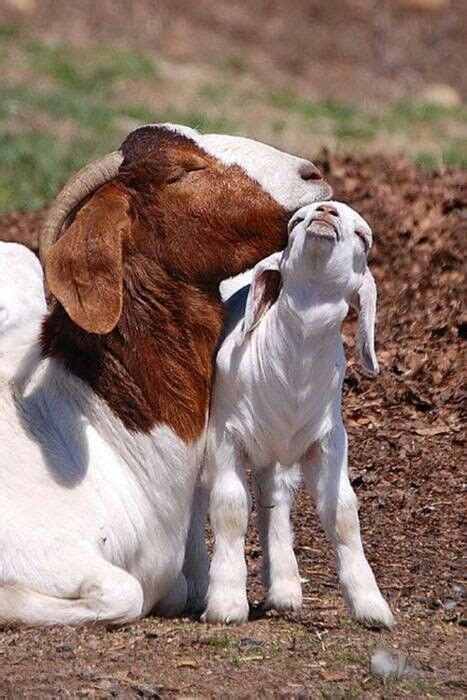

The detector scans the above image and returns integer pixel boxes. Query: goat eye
[166,167,186,184]
[355,229,369,252]
[289,217,304,232]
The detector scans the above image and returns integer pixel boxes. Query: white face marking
[152,123,333,210]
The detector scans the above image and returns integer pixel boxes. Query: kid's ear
[240,252,282,342]
[45,185,130,334]
[351,267,379,376]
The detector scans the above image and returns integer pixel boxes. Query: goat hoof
[201,592,249,625]
[350,593,395,629]
[265,579,303,613]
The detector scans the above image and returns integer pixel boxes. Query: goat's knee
[210,471,250,541]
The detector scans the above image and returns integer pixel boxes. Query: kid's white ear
[351,267,379,376]
[240,252,282,343]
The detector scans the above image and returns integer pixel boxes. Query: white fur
[0,243,46,385]
[140,123,332,211]
[0,127,332,627]
[203,201,394,628]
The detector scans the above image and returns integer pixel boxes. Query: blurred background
[0,0,465,212]
[0,3,465,695]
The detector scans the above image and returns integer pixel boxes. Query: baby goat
[203,201,394,628]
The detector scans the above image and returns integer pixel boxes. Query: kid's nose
[316,204,339,217]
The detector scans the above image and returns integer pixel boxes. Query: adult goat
[0,123,331,626]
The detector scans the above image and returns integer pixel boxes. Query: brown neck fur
[41,259,223,442]
[41,126,291,441]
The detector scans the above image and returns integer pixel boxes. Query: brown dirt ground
[0,155,465,697]
[0,0,465,105]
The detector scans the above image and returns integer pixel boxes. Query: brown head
[41,124,332,438]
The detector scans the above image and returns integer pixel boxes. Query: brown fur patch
[254,269,282,328]
[42,126,290,441]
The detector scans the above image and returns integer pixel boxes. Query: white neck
[275,275,349,341]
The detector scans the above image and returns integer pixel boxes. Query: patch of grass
[0,24,19,40]
[393,99,466,124]
[269,91,355,121]
[0,29,464,213]
[331,645,365,665]
[417,143,467,169]
[0,131,93,211]
[337,617,362,632]
[269,90,467,165]
[25,42,158,93]
[201,634,234,649]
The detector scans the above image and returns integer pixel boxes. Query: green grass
[269,90,467,163]
[201,634,234,649]
[0,26,464,212]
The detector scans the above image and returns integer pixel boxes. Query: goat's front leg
[300,422,394,628]
[202,435,250,624]
[254,463,302,612]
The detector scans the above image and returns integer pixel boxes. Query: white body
[203,202,394,627]
[0,126,332,626]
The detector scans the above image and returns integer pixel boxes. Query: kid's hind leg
[0,555,144,627]
[300,422,394,628]
[254,463,302,612]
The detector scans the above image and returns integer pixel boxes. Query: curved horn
[39,151,124,263]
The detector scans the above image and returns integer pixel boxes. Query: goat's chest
[230,343,344,468]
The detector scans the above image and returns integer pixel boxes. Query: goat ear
[45,185,130,334]
[240,252,282,342]
[351,267,379,376]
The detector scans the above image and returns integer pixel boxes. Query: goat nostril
[317,205,338,217]
[300,164,323,181]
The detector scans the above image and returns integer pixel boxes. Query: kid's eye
[355,229,369,252]
[289,217,304,232]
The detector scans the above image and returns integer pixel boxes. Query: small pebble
[371,648,412,680]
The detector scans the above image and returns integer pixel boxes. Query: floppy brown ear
[45,184,130,334]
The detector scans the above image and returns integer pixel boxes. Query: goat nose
[299,163,323,181]
[316,204,339,216]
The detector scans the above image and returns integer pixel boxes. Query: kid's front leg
[301,422,394,628]
[202,436,250,624]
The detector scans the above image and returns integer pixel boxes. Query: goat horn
[39,151,124,263]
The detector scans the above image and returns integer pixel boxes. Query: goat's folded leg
[0,557,144,627]
[300,422,394,628]
[254,463,302,613]
[202,437,250,624]
[182,477,210,614]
